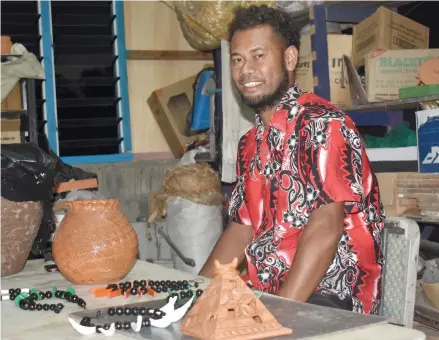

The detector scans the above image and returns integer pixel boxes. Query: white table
[0,260,426,340]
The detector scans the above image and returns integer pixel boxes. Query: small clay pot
[1,198,43,277]
[1,36,13,54]
[52,199,139,285]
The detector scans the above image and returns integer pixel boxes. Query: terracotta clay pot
[1,36,13,54]
[1,198,43,277]
[52,199,138,285]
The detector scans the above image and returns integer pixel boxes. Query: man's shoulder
[297,92,346,121]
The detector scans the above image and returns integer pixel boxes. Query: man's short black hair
[228,5,300,50]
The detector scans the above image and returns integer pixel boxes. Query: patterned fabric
[229,84,385,314]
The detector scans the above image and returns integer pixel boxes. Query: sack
[166,197,223,275]
[174,1,275,51]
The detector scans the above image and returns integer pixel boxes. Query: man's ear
[284,45,299,72]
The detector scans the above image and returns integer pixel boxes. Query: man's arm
[198,222,253,278]
[277,201,345,301]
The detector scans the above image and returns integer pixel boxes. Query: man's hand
[277,202,345,301]
[198,222,253,278]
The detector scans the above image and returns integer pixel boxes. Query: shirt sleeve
[228,136,251,225]
[298,118,365,213]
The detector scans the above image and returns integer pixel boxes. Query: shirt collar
[255,83,303,139]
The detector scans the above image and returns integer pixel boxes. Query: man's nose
[240,59,256,76]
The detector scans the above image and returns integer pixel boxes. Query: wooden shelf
[127,50,213,61]
[343,95,439,113]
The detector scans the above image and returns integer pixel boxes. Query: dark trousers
[306,292,353,311]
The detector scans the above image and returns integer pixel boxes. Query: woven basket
[1,198,43,277]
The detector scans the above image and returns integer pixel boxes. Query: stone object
[52,199,138,285]
[180,258,293,340]
[1,198,43,276]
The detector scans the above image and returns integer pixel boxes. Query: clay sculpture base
[179,258,292,340]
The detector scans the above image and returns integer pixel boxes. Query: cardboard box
[1,118,21,144]
[295,34,353,108]
[352,7,429,68]
[147,76,203,158]
[365,49,439,102]
[416,108,439,173]
[1,84,22,111]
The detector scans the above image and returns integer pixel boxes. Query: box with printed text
[416,109,439,174]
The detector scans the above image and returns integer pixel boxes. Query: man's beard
[239,67,290,114]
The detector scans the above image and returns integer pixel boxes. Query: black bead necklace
[106,279,201,296]
[8,287,86,314]
[79,306,165,332]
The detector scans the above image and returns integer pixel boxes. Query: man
[199,5,385,315]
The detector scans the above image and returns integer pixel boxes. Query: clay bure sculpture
[180,258,293,340]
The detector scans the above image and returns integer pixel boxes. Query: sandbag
[166,197,223,275]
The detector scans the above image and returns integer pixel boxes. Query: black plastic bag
[1,144,97,256]
[1,143,96,202]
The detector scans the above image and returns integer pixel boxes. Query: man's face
[230,25,290,112]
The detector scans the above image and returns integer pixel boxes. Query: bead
[29,293,38,301]
[36,304,43,311]
[77,298,86,309]
[9,293,17,301]
[123,321,131,330]
[141,287,147,295]
[130,288,137,295]
[96,326,102,334]
[57,303,64,310]
[133,280,140,288]
[71,295,79,303]
[108,307,116,316]
[124,281,131,289]
[180,291,186,299]
[64,292,72,301]
[50,304,56,311]
[20,300,29,310]
[39,292,45,300]
[186,290,194,298]
[28,303,36,311]
[115,321,122,330]
[149,280,155,286]
[54,308,61,314]
[160,280,166,286]
[142,318,151,328]
[9,288,15,295]
[55,291,62,299]
[116,307,124,316]
[80,317,91,326]
[139,307,147,315]
[140,280,147,288]
[45,291,52,299]
[182,280,188,286]
[118,283,124,289]
[194,282,199,288]
[124,307,131,315]
[132,307,139,316]
[43,304,50,311]
[146,308,155,316]
[103,324,110,330]
[155,287,162,294]
[166,280,171,286]
[196,289,203,297]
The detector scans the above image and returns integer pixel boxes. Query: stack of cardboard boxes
[295,7,438,105]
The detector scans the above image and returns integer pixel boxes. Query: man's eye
[232,58,242,64]
[256,54,264,59]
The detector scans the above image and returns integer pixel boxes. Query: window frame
[38,0,133,165]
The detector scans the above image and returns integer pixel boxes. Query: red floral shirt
[229,84,385,314]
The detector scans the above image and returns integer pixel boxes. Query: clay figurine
[180,258,293,340]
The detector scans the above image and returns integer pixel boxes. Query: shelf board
[343,95,439,113]
[127,50,213,61]
[1,110,27,118]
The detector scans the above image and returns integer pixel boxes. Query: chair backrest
[380,217,420,328]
